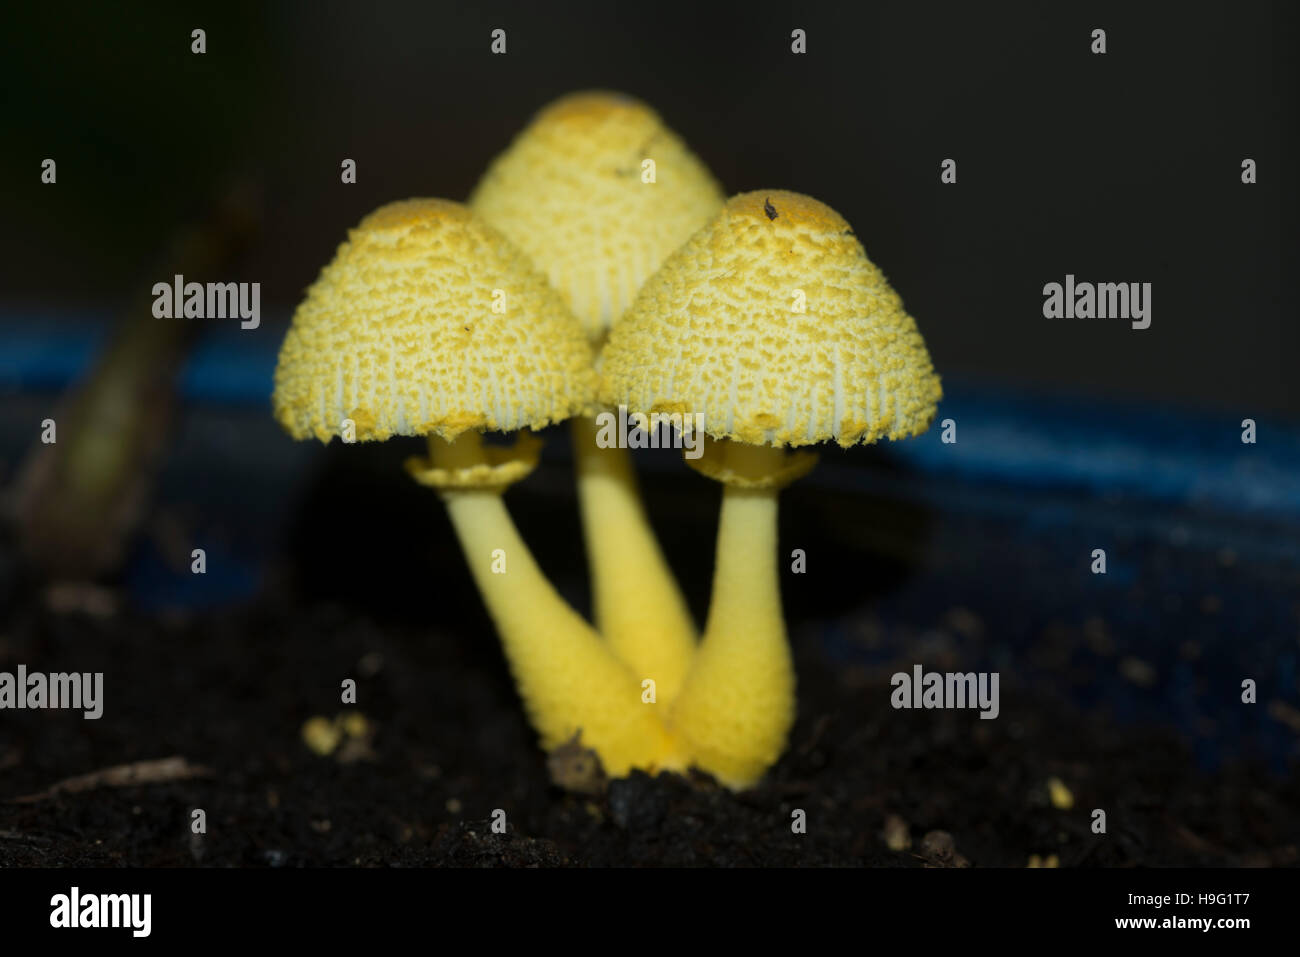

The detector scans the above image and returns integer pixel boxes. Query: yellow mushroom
[273,198,681,778]
[470,91,724,344]
[602,190,942,788]
[471,92,724,706]
[273,199,595,444]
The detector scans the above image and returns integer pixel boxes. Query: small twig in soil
[7,755,212,804]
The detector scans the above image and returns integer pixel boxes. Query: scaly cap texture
[469,91,725,342]
[273,199,597,443]
[601,190,943,447]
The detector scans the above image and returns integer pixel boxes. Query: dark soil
[1,573,1296,867]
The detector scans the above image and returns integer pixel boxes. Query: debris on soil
[301,717,342,756]
[1046,777,1074,810]
[546,733,607,795]
[882,814,911,852]
[301,712,376,763]
[918,830,970,868]
[9,756,212,804]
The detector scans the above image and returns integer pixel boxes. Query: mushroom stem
[668,442,797,789]
[430,435,682,777]
[431,428,485,471]
[571,415,697,705]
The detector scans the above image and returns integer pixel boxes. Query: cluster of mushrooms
[272,91,941,791]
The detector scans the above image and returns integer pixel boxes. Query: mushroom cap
[469,91,724,343]
[600,190,942,448]
[273,199,597,443]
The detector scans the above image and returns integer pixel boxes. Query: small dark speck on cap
[764,197,778,221]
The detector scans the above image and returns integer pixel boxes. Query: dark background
[3,0,1294,416]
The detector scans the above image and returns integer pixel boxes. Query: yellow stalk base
[432,433,682,777]
[571,416,697,705]
[668,443,798,789]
